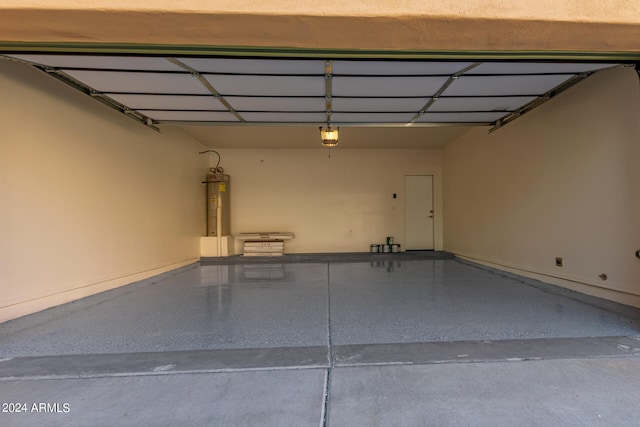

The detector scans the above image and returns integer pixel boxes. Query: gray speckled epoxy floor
[1,254,640,426]
[1,257,637,357]
[330,260,640,344]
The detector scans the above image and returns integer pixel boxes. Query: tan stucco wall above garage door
[1,1,640,55]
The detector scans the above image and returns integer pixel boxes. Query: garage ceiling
[3,54,620,134]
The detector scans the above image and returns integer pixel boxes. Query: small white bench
[236,232,295,256]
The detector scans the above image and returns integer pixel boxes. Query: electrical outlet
[555,257,563,267]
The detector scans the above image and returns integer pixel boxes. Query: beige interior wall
[212,148,443,254]
[443,67,640,307]
[0,59,209,322]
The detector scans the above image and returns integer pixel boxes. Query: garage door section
[1,54,622,131]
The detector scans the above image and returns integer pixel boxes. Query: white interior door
[404,175,434,250]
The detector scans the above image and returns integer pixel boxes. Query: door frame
[403,173,442,251]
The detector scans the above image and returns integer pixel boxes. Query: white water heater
[206,173,230,236]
